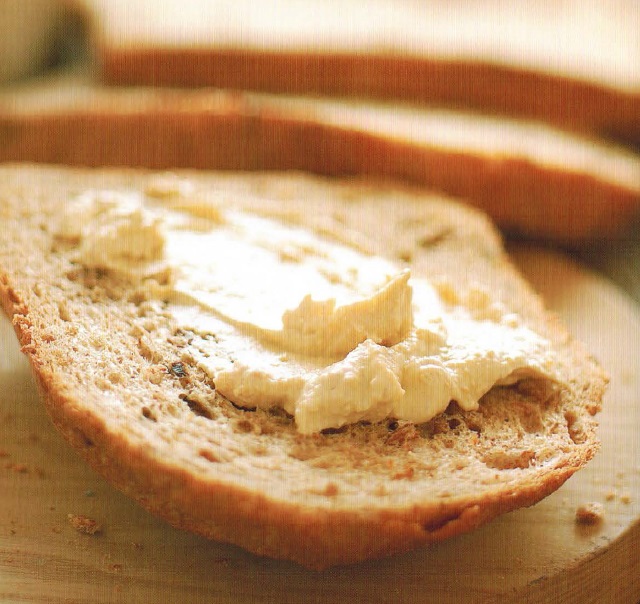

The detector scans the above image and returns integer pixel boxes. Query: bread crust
[99,47,640,146]
[0,165,606,569]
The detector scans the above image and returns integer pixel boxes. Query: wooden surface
[1,246,639,604]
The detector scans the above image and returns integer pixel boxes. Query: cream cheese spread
[60,181,558,434]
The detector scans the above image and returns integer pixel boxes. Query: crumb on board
[605,490,616,501]
[575,502,605,525]
[620,493,632,504]
[67,514,102,535]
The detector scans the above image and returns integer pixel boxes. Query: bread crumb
[575,502,604,525]
[620,494,632,504]
[0,449,10,458]
[67,514,102,535]
[605,491,616,501]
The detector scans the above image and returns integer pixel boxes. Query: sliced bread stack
[0,78,638,243]
[86,0,640,145]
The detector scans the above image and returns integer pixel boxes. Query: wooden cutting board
[0,246,639,604]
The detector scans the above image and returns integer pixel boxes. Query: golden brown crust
[24,354,598,569]
[0,165,606,569]
[98,46,640,146]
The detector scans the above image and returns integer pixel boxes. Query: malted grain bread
[0,164,606,568]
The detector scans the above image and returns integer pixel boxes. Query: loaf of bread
[0,164,606,568]
[0,80,638,243]
[85,0,640,144]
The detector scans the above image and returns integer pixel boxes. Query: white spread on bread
[59,178,558,434]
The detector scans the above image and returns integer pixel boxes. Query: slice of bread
[85,0,640,144]
[0,79,638,243]
[0,163,606,569]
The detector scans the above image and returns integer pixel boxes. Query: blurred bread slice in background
[84,0,640,145]
[0,79,637,243]
[0,0,637,242]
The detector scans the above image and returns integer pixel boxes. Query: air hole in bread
[199,449,219,463]
[230,401,257,413]
[444,401,461,415]
[141,406,157,422]
[321,425,348,435]
[387,420,399,431]
[179,393,214,420]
